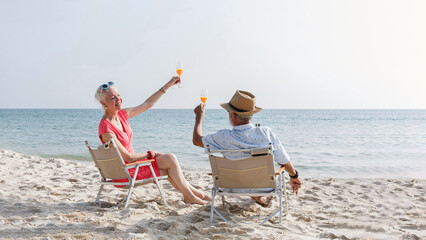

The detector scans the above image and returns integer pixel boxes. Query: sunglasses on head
[101,82,114,90]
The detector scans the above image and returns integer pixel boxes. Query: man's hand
[193,103,205,148]
[290,178,302,195]
[194,103,205,120]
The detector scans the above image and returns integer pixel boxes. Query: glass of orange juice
[200,88,208,103]
[176,62,183,88]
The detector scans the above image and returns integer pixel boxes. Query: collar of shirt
[232,123,255,131]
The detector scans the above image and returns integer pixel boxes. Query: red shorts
[112,157,161,188]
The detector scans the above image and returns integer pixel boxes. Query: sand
[0,149,425,240]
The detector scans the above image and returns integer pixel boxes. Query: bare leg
[159,158,183,192]
[188,183,212,201]
[162,167,211,201]
[160,169,182,192]
[156,153,205,205]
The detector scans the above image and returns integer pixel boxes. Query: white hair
[94,85,118,113]
[235,113,253,121]
[94,85,117,103]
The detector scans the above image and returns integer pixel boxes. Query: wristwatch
[289,170,299,179]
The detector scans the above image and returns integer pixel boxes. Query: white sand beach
[0,150,425,240]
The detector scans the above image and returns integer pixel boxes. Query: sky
[0,0,425,109]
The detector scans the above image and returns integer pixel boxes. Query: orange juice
[200,97,207,103]
[176,69,183,76]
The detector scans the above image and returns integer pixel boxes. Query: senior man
[192,90,302,206]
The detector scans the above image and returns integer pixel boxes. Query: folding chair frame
[207,145,288,225]
[86,138,168,209]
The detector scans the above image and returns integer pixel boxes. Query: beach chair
[207,144,288,225]
[85,138,168,209]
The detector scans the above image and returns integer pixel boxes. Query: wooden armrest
[275,166,285,176]
[208,173,212,176]
[125,159,155,167]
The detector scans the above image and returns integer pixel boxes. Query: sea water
[1,109,425,179]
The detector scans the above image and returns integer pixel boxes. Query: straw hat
[220,90,262,115]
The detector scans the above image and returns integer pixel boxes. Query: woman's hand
[149,151,162,159]
[163,76,181,90]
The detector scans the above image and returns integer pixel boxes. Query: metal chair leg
[149,164,168,207]
[96,184,104,208]
[210,187,228,223]
[282,174,288,216]
[279,187,283,223]
[261,174,285,225]
[122,184,135,209]
[210,188,215,223]
[121,165,140,209]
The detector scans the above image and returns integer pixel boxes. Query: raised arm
[125,76,180,119]
[101,132,150,162]
[192,103,205,148]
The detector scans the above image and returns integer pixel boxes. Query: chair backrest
[208,147,277,189]
[86,139,129,180]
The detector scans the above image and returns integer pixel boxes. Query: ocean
[1,109,425,179]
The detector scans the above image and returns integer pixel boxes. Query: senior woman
[95,76,209,205]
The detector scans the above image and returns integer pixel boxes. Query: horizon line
[1,108,425,110]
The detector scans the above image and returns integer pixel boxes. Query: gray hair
[235,113,253,121]
[94,85,117,103]
[94,85,118,113]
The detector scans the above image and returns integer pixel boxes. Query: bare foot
[195,191,212,201]
[252,196,272,207]
[183,195,206,205]
[202,193,212,201]
[189,185,212,201]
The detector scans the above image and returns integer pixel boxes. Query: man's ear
[231,112,237,122]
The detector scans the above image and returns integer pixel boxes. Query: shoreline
[2,147,425,181]
[0,149,425,239]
